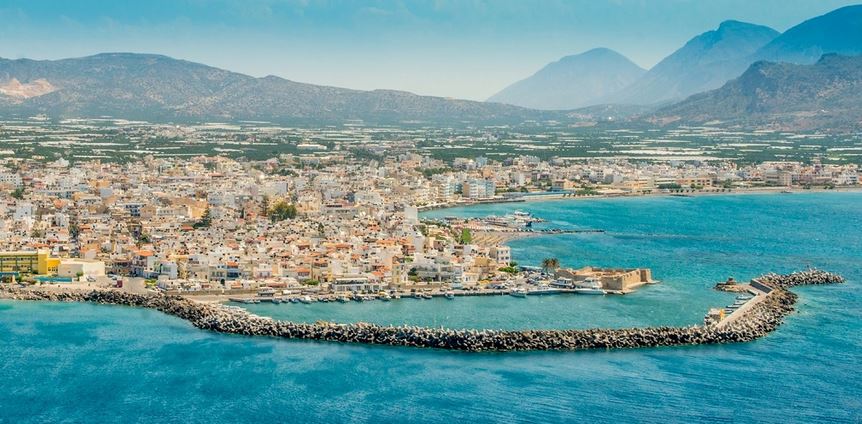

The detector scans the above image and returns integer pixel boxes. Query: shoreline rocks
[0,270,844,352]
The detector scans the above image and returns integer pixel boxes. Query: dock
[711,281,773,329]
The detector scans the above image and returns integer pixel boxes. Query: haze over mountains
[0,53,563,125]
[654,54,862,130]
[604,20,779,105]
[491,4,862,112]
[487,48,645,110]
[753,4,862,64]
[0,5,860,130]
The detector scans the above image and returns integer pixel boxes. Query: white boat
[550,277,574,289]
[509,288,528,298]
[529,286,558,295]
[299,295,314,304]
[572,277,606,295]
[444,291,455,299]
[379,292,392,301]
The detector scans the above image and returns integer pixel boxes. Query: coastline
[0,270,844,352]
[420,186,862,212]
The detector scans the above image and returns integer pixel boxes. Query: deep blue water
[2,193,861,423]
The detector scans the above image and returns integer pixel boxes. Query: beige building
[556,266,653,292]
[57,259,107,278]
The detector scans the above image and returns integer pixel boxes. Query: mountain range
[0,53,565,125]
[1,5,861,130]
[604,20,779,105]
[652,54,862,130]
[753,4,862,65]
[490,4,862,110]
[486,48,645,110]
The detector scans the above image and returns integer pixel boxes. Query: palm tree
[541,257,560,275]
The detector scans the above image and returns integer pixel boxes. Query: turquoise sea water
[2,193,861,423]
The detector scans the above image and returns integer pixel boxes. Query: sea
[2,192,860,423]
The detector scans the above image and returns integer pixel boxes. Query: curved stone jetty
[0,270,844,352]
[755,269,845,288]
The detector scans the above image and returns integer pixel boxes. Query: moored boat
[572,277,606,295]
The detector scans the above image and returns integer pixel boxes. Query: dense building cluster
[0,141,858,295]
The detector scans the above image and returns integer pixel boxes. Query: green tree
[11,187,25,200]
[458,228,472,244]
[268,200,297,222]
[193,207,212,229]
[498,266,519,274]
[541,257,560,274]
[261,195,270,216]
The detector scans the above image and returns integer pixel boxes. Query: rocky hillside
[0,53,566,125]
[653,54,862,130]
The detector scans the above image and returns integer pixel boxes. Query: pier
[0,270,845,352]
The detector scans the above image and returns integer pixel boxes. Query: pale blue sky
[0,0,858,100]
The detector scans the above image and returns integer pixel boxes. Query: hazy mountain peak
[487,48,645,110]
[717,19,754,31]
[606,20,778,105]
[752,4,862,64]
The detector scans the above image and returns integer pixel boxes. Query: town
[0,125,859,301]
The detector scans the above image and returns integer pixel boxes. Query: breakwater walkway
[0,270,844,352]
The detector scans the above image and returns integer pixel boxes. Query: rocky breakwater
[0,270,845,352]
[755,268,845,288]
